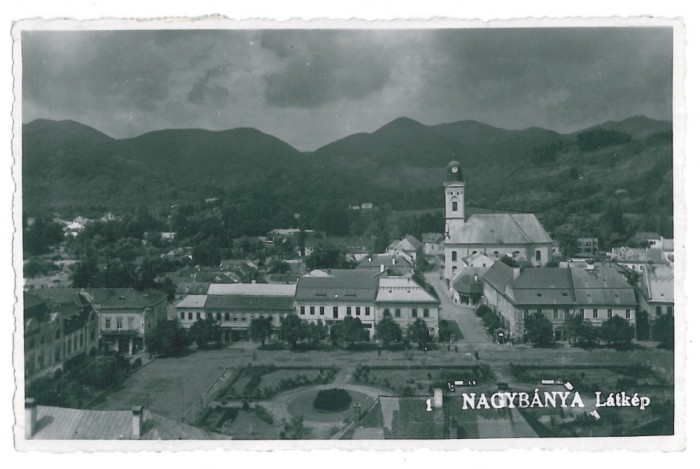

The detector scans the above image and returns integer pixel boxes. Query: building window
[333,306,339,318]
[553,308,558,319]
[423,308,429,318]
[655,306,662,317]
[537,308,542,314]
[536,250,542,261]
[347,307,352,316]
[233,314,238,321]
[395,308,401,318]
[105,319,111,329]
[564,308,570,318]
[626,309,631,319]
[320,306,325,316]
[383,309,391,318]
[580,309,585,318]
[452,266,457,274]
[593,309,598,319]
[241,315,247,321]
[451,251,457,262]
[310,306,315,316]
[356,307,361,316]
[667,306,673,315]
[217,312,222,321]
[452,201,458,212]
[196,312,201,320]
[180,312,185,320]
[225,313,230,321]
[188,312,193,320]
[128,317,134,329]
[300,306,305,315]
[365,307,370,316]
[608,309,613,318]
[412,308,418,318]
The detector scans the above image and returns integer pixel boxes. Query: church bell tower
[444,160,465,240]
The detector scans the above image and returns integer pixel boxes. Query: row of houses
[175,269,440,341]
[24,288,168,383]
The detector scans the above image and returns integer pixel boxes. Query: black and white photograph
[12,17,683,450]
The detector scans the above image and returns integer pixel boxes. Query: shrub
[475,304,491,318]
[312,388,352,412]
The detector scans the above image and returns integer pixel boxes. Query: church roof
[449,214,553,245]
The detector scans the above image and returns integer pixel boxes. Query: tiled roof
[205,295,295,311]
[462,252,494,268]
[83,289,167,309]
[29,406,225,440]
[452,267,488,295]
[642,265,674,303]
[571,268,637,306]
[481,261,516,294]
[422,233,444,243]
[356,253,412,269]
[449,213,553,245]
[207,283,296,296]
[376,278,439,303]
[296,270,379,303]
[24,292,50,321]
[175,295,208,309]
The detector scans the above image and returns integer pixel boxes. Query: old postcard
[11,17,685,452]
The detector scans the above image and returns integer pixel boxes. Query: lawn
[91,349,236,420]
[287,389,376,423]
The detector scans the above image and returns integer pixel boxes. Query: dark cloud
[21,27,673,150]
[187,64,231,105]
[261,30,394,108]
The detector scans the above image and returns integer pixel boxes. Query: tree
[279,314,308,349]
[407,318,431,348]
[249,316,273,346]
[481,310,503,334]
[525,312,553,347]
[337,316,368,347]
[307,319,328,345]
[565,315,598,346]
[189,317,222,349]
[24,216,64,255]
[553,223,581,258]
[600,316,635,348]
[636,310,651,341]
[653,313,674,350]
[192,238,222,266]
[305,242,350,270]
[499,255,519,268]
[376,316,402,347]
[71,257,99,288]
[145,320,192,356]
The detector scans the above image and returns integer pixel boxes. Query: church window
[452,201,458,212]
[536,250,542,261]
[451,251,457,262]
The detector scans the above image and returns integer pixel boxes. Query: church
[443,161,555,283]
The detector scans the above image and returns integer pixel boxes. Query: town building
[442,161,555,282]
[640,265,674,329]
[611,246,668,273]
[295,270,379,336]
[355,252,414,276]
[422,233,444,256]
[83,289,168,355]
[481,261,637,341]
[576,237,600,257]
[375,277,440,337]
[387,234,422,261]
[23,290,99,383]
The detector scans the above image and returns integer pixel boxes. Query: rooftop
[175,295,208,309]
[205,295,295,311]
[642,265,674,303]
[28,406,224,440]
[207,283,297,297]
[376,277,439,303]
[296,270,379,303]
[449,213,553,245]
[83,288,167,310]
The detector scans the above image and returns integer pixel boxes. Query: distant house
[422,233,444,256]
[23,400,224,440]
[355,252,414,276]
[361,202,374,211]
[388,235,422,261]
[83,289,168,355]
[640,265,674,331]
[611,247,667,272]
[160,231,176,241]
[576,237,599,256]
[482,261,637,341]
[450,267,488,306]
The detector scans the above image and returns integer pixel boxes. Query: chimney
[512,267,520,281]
[392,257,396,265]
[380,264,385,273]
[131,406,143,440]
[353,403,362,423]
[433,388,443,410]
[25,398,37,438]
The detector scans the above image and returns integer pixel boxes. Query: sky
[21,27,673,151]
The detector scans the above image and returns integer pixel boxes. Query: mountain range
[21,115,673,238]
